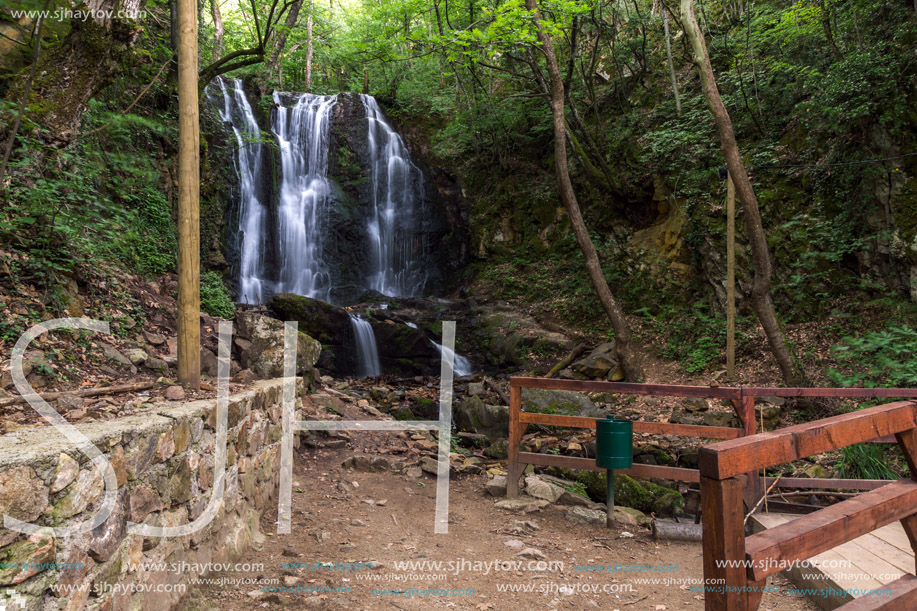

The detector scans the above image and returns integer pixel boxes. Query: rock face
[270,293,438,376]
[521,388,601,418]
[0,378,297,611]
[234,310,322,379]
[209,85,470,305]
[454,396,509,440]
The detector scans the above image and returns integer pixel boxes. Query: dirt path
[182,434,818,611]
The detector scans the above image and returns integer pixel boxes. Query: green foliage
[200,272,236,319]
[829,325,917,388]
[836,443,903,480]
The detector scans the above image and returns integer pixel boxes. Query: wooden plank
[838,573,917,610]
[507,385,524,498]
[744,388,917,399]
[699,401,917,480]
[764,477,891,491]
[517,411,741,439]
[509,377,743,399]
[515,452,700,482]
[744,479,917,582]
[702,475,750,610]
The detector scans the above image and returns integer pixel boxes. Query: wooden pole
[177,0,201,390]
[726,174,736,380]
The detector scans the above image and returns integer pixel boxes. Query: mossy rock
[550,469,683,517]
[392,406,415,421]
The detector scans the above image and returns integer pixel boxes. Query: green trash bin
[594,418,633,528]
[595,418,633,470]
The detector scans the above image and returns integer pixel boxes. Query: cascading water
[273,92,338,301]
[361,94,428,297]
[430,340,474,377]
[349,314,381,377]
[210,78,267,305]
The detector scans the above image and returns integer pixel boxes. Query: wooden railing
[700,400,917,610]
[507,377,917,508]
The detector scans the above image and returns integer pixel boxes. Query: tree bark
[177,0,201,389]
[524,0,643,381]
[266,0,303,82]
[663,8,682,116]
[305,0,314,92]
[3,0,145,146]
[681,0,808,387]
[210,0,225,60]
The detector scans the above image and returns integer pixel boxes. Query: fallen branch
[545,343,586,378]
[0,381,157,408]
[744,476,782,525]
[484,377,510,405]
[652,519,703,541]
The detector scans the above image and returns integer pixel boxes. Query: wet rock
[51,453,80,494]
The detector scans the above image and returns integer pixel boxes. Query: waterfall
[349,314,381,377]
[430,341,474,377]
[273,92,338,301]
[361,94,428,298]
[210,78,267,305]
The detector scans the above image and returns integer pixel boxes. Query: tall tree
[266,0,304,83]
[177,0,201,389]
[3,0,146,145]
[680,0,808,386]
[210,0,225,60]
[524,0,643,381]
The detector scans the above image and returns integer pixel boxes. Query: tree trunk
[663,8,682,116]
[177,0,201,389]
[681,0,808,387]
[4,0,145,146]
[210,0,224,60]
[266,0,303,82]
[305,0,313,92]
[524,0,643,381]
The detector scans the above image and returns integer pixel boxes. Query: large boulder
[271,293,441,376]
[570,342,624,380]
[234,311,321,379]
[454,395,509,440]
[521,388,601,417]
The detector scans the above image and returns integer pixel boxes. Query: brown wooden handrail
[699,400,917,610]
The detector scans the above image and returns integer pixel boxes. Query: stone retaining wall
[0,378,301,611]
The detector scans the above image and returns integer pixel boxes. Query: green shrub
[200,272,236,318]
[828,325,917,388]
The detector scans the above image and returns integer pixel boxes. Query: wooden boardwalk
[752,512,913,610]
